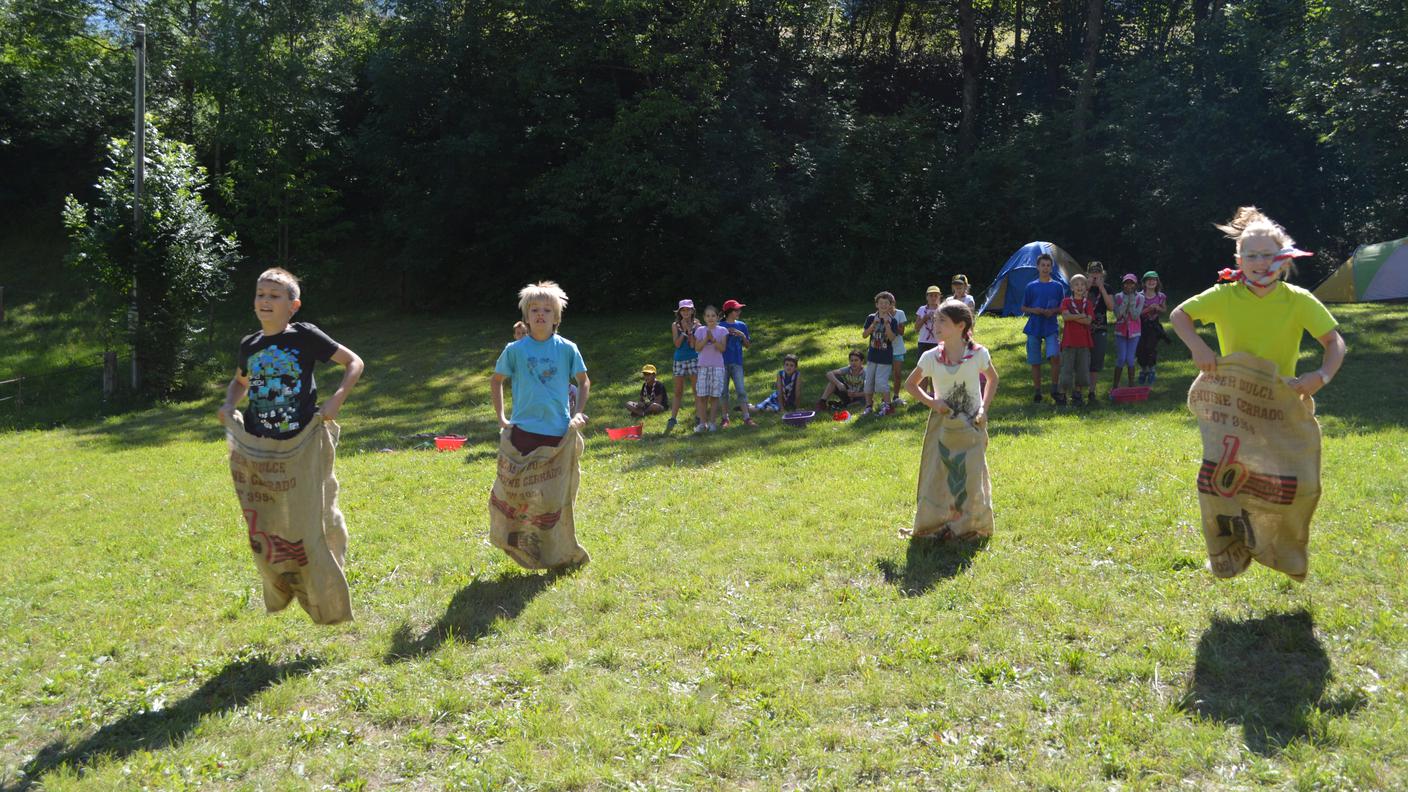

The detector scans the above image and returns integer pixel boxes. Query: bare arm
[217,370,249,423]
[1289,329,1346,397]
[318,345,364,420]
[491,372,510,429]
[571,372,591,427]
[1171,306,1217,373]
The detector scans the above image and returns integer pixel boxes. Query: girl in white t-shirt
[906,299,997,426]
[904,299,999,540]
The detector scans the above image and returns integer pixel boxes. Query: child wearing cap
[951,274,976,311]
[1111,273,1145,392]
[1135,271,1169,384]
[719,299,756,427]
[915,286,943,358]
[626,364,670,417]
[668,299,700,432]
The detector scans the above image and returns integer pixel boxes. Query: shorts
[917,341,939,357]
[697,366,725,398]
[1089,330,1108,372]
[1059,347,1092,391]
[723,363,748,404]
[672,358,698,378]
[510,425,562,455]
[864,361,889,394]
[1026,333,1061,365]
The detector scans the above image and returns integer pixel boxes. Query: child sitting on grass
[626,364,669,418]
[818,351,867,410]
[755,353,802,412]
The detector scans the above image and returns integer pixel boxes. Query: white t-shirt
[915,304,939,345]
[916,343,990,420]
[891,309,908,356]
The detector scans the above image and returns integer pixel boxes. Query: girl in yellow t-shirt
[1171,206,1346,394]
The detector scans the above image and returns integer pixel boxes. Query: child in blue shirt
[491,281,590,454]
[1020,253,1067,403]
[719,298,755,427]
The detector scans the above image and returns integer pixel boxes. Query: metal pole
[131,22,146,391]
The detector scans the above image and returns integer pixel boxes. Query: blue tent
[977,241,1080,317]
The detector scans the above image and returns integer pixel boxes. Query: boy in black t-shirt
[218,268,364,437]
[626,364,670,417]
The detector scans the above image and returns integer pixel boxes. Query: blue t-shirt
[863,314,899,365]
[720,320,750,366]
[1022,279,1067,337]
[494,334,588,436]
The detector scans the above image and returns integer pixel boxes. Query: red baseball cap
[722,299,746,312]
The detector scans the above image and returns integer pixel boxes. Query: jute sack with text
[489,426,590,570]
[909,412,994,540]
[226,411,352,623]
[1187,352,1321,581]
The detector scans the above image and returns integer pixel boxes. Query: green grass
[2,302,1406,790]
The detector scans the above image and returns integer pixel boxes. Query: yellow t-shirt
[1180,281,1338,377]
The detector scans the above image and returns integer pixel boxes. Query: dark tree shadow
[384,570,560,662]
[876,536,988,597]
[1181,610,1364,755]
[5,655,321,791]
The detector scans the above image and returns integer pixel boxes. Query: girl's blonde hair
[258,267,301,301]
[517,280,569,324]
[1215,206,1295,252]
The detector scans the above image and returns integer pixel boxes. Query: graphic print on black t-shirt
[239,322,338,439]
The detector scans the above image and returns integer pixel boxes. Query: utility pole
[131,22,146,391]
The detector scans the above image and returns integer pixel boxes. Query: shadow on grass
[1181,609,1365,755]
[383,570,562,662]
[876,536,989,596]
[5,655,321,792]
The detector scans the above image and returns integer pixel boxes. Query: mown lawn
[1,301,1405,790]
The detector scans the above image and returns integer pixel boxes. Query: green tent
[1314,236,1408,303]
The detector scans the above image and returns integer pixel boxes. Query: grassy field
[1,300,1406,790]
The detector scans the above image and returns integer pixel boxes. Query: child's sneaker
[709,422,719,432]
[1033,390,1044,403]
[1137,369,1148,384]
[665,416,677,432]
[1148,367,1157,383]
[892,396,904,407]
[693,422,707,435]
[1071,392,1084,406]
[1054,392,1068,406]
[720,416,730,428]
[742,417,757,427]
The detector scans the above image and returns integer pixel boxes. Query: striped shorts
[673,358,699,377]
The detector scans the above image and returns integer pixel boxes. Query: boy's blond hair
[258,267,301,301]
[517,280,569,325]
[1069,273,1088,288]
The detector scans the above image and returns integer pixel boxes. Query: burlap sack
[225,411,352,624]
[489,426,590,570]
[909,412,994,540]
[1187,352,1321,580]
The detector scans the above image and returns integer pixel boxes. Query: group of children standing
[1022,255,1171,405]
[643,276,980,429]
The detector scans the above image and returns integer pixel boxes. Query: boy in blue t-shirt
[1020,253,1067,404]
[491,281,591,454]
[719,298,755,427]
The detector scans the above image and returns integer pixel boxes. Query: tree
[63,122,240,397]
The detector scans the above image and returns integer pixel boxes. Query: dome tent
[977,242,1081,317]
[1313,237,1408,303]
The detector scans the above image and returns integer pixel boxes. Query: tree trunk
[956,0,981,155]
[1072,0,1104,144]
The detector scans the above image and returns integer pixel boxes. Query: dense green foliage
[63,123,239,396]
[2,0,1406,307]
